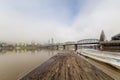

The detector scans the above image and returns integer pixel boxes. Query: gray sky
[0,0,120,43]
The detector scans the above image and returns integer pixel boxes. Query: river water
[0,50,58,80]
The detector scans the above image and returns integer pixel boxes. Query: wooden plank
[20,53,114,80]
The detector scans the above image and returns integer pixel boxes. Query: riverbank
[20,52,113,80]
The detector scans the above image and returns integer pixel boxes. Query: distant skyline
[0,0,120,43]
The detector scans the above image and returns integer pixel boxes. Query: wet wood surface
[20,53,114,80]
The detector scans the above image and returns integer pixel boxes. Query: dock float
[20,53,113,80]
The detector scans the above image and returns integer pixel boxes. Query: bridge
[77,39,99,44]
[46,38,99,51]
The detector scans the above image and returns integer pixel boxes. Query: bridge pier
[74,44,78,51]
[56,45,59,50]
[63,45,66,50]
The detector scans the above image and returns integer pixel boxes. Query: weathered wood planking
[20,53,114,80]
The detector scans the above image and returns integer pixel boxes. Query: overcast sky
[0,0,120,43]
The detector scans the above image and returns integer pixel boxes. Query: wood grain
[20,53,114,80]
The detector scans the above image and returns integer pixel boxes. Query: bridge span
[46,39,99,51]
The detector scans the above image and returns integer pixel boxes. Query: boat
[77,49,120,69]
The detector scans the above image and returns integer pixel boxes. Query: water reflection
[0,49,58,80]
[0,50,7,55]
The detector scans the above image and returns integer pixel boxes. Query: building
[100,32,120,51]
[111,33,120,40]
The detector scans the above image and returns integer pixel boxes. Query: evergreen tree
[100,30,106,41]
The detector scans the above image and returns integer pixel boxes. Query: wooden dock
[20,53,114,80]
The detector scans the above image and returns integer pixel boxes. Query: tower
[100,30,106,41]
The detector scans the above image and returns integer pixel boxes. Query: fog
[0,0,119,43]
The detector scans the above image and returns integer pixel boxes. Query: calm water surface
[0,50,58,80]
